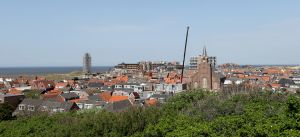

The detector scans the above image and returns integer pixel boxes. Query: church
[190,47,224,91]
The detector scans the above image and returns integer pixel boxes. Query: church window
[203,78,208,89]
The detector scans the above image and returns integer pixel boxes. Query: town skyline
[1,1,300,67]
[1,1,300,136]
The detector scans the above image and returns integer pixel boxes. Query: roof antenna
[181,26,189,84]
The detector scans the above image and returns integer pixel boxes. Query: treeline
[0,90,299,137]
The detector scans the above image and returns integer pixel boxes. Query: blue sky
[0,0,300,67]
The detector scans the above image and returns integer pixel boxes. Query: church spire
[203,46,207,57]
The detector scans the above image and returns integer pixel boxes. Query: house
[31,80,55,91]
[109,96,128,103]
[42,90,62,101]
[0,82,6,90]
[123,83,143,92]
[99,85,114,92]
[70,90,89,100]
[271,83,281,89]
[9,81,20,88]
[112,88,134,96]
[39,100,79,114]
[87,82,104,89]
[112,88,141,102]
[140,83,154,91]
[13,98,43,116]
[150,94,170,103]
[76,100,107,110]
[0,94,25,108]
[224,77,244,85]
[154,84,186,93]
[278,78,295,87]
[114,83,143,92]
[59,93,80,102]
[145,98,157,106]
[13,98,79,116]
[88,94,103,102]
[105,99,132,112]
[55,82,70,89]
[291,76,300,84]
[129,92,140,102]
[139,92,154,100]
[15,76,31,86]
[99,91,112,102]
[8,88,23,95]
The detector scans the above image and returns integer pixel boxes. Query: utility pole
[181,26,189,83]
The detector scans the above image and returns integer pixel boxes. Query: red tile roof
[145,99,157,106]
[109,96,128,103]
[99,91,112,102]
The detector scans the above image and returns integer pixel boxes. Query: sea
[0,66,112,77]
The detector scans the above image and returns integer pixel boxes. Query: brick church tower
[190,47,222,90]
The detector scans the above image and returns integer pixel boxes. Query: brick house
[31,80,55,91]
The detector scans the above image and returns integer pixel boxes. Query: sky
[0,0,300,67]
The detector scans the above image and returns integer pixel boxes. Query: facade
[83,53,92,74]
[105,99,132,112]
[116,61,182,72]
[189,57,198,70]
[190,47,223,90]
[31,80,55,91]
[291,76,300,84]
[13,98,79,116]
[76,100,107,110]
[115,63,142,71]
[154,83,187,93]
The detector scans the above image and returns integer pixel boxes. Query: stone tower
[83,53,92,74]
[190,47,221,90]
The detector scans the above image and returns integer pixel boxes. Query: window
[19,105,25,110]
[85,104,93,109]
[52,108,57,112]
[202,78,208,89]
[41,106,48,111]
[77,103,83,109]
[213,82,218,90]
[194,82,198,88]
[28,105,35,111]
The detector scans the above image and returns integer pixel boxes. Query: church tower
[200,46,209,63]
[190,47,221,90]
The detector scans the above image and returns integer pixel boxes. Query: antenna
[181,26,189,83]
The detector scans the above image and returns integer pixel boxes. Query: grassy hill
[0,90,299,137]
[43,71,83,81]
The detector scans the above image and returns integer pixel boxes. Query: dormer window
[19,104,25,110]
[28,105,35,111]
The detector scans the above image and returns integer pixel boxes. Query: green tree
[0,103,14,121]
[23,89,41,99]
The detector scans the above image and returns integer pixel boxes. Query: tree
[0,103,14,121]
[23,89,41,99]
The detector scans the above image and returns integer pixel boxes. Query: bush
[0,103,14,121]
[0,89,299,136]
